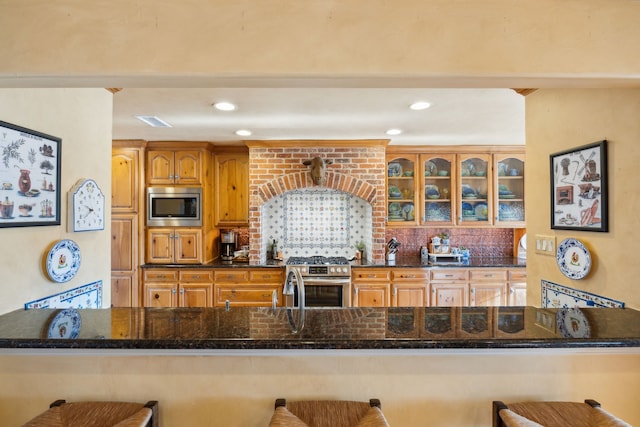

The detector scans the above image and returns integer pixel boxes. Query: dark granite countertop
[0,306,637,351]
[142,257,525,269]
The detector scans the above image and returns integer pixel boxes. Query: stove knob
[329,266,335,274]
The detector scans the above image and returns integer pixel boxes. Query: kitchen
[1,1,640,425]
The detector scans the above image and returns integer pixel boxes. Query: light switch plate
[535,234,556,256]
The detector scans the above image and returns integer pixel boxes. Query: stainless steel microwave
[147,187,202,227]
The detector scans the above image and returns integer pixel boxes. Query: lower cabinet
[142,269,213,307]
[213,268,284,307]
[469,269,508,306]
[391,268,429,307]
[430,269,469,306]
[351,269,391,307]
[507,269,527,305]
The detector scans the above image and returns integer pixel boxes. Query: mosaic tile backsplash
[262,188,372,260]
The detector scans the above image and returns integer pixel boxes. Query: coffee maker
[220,230,236,261]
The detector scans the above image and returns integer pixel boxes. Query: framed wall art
[0,120,62,228]
[550,140,608,232]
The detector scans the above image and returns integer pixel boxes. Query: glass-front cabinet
[386,155,419,226]
[458,154,492,225]
[494,154,525,226]
[421,154,455,225]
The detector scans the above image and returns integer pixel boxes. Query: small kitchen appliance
[220,230,236,261]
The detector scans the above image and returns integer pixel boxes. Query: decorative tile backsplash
[541,280,624,308]
[25,280,103,309]
[262,188,372,259]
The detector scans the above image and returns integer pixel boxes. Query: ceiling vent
[135,115,172,128]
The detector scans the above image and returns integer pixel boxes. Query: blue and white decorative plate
[556,308,591,338]
[45,239,81,283]
[47,308,82,339]
[556,238,591,280]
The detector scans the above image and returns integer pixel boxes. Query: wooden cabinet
[430,269,469,306]
[386,154,419,226]
[351,268,391,307]
[147,149,203,185]
[469,269,508,306]
[146,228,203,264]
[213,268,284,307]
[421,154,456,225]
[458,153,492,226]
[214,151,249,226]
[391,268,429,307]
[495,153,525,226]
[111,142,145,307]
[143,308,209,338]
[142,269,213,307]
[507,269,527,306]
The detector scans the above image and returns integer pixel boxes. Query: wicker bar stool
[268,398,389,427]
[22,400,158,427]
[492,399,630,427]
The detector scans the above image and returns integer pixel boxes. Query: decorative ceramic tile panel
[541,280,624,308]
[25,280,103,309]
[262,188,372,259]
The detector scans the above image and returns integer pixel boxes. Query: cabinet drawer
[215,284,280,306]
[214,270,250,283]
[392,269,429,281]
[180,270,214,282]
[249,269,284,283]
[144,270,179,282]
[352,269,391,282]
[430,269,468,281]
[509,269,527,281]
[469,269,507,281]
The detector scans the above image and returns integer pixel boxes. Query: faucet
[283,268,305,333]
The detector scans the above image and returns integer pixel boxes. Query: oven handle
[302,278,351,285]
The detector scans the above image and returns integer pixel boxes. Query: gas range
[286,256,351,277]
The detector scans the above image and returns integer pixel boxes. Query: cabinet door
[215,153,249,225]
[508,283,527,306]
[179,283,212,307]
[111,215,138,271]
[458,154,492,225]
[146,228,174,264]
[353,283,389,307]
[470,283,507,306]
[386,154,419,226]
[392,284,427,307]
[144,283,177,307]
[421,154,455,225]
[147,150,175,185]
[174,150,202,185]
[430,283,468,307]
[112,148,140,213]
[495,154,525,226]
[174,229,202,264]
[111,275,134,307]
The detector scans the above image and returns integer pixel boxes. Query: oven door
[302,277,351,307]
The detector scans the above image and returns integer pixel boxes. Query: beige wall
[525,89,640,309]
[1,0,640,86]
[0,351,638,426]
[0,89,113,314]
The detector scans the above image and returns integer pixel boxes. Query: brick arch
[257,171,377,204]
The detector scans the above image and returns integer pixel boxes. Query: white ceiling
[111,87,525,146]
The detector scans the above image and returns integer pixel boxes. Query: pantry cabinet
[146,149,203,185]
[214,150,249,226]
[146,228,203,264]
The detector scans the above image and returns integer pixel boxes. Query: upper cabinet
[458,154,492,226]
[147,149,203,186]
[494,154,525,226]
[214,150,249,226]
[421,154,455,226]
[112,145,142,213]
[386,147,525,228]
[386,154,419,226]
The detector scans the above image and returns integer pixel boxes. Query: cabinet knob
[154,293,160,299]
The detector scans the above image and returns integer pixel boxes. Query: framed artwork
[0,120,62,228]
[550,140,608,232]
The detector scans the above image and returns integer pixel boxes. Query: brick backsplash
[385,227,514,258]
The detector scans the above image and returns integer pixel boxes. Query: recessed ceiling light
[409,101,431,110]
[134,115,172,128]
[385,128,403,136]
[213,102,236,111]
[235,129,252,136]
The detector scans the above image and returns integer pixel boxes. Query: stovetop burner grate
[286,256,350,265]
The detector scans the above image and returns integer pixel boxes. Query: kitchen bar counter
[0,306,637,352]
